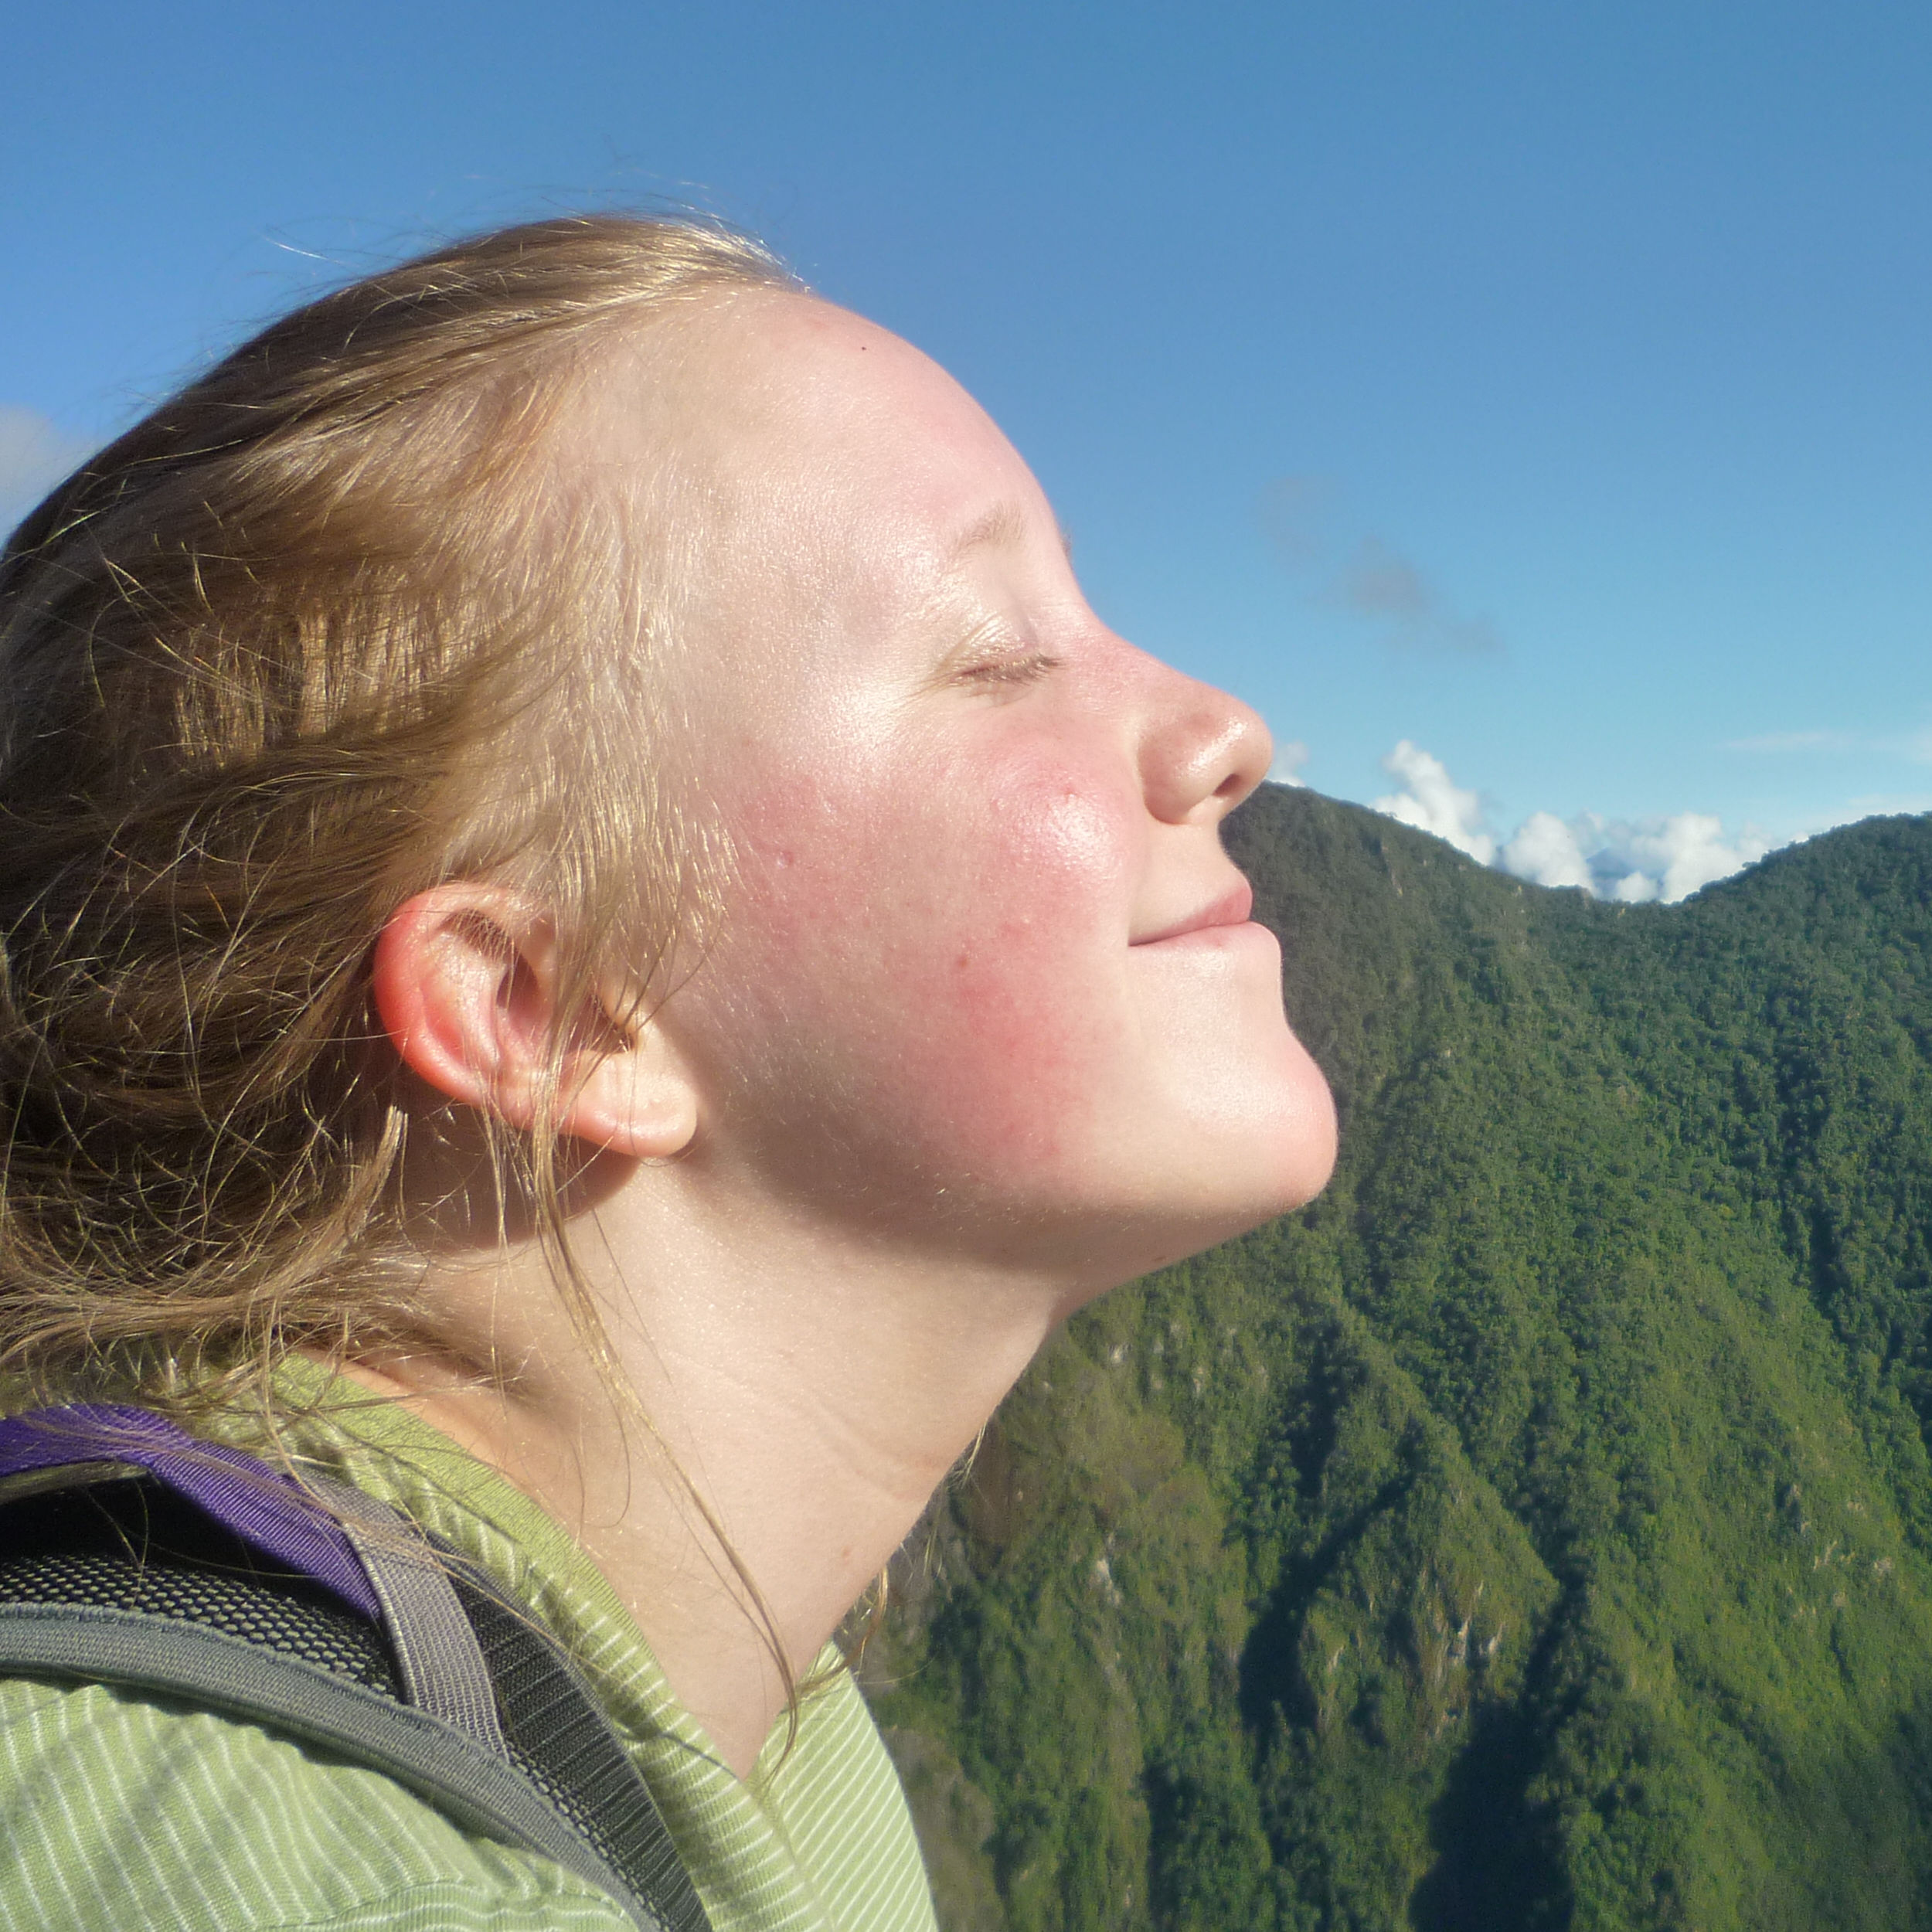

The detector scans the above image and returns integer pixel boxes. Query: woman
[0,215,1336,1930]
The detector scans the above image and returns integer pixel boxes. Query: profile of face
[604,294,1338,1298]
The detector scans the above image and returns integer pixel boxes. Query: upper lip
[1130,879,1254,945]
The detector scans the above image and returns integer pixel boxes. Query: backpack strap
[311,1471,509,1753]
[0,1407,711,1932]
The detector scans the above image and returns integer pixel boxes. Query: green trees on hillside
[867,794,1932,1930]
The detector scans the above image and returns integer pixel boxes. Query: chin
[1266,1060,1341,1212]
[1124,954,1336,1206]
[1059,1070,1340,1297]
[1191,1080,1337,1250]
[1199,1114,1338,1245]
[1180,1030,1339,1223]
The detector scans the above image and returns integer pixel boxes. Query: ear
[371,884,699,1162]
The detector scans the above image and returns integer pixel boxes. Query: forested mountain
[864,788,1932,1932]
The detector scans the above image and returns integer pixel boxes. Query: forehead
[597,291,1043,571]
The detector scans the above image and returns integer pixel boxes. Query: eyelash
[954,650,1061,692]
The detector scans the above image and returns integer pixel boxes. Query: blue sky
[5,2,1929,898]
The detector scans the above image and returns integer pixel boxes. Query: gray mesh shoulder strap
[0,1456,710,1932]
[0,1600,667,1929]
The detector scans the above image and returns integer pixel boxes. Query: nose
[1138,665,1274,826]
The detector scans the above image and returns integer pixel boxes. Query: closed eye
[954,650,1061,692]
[925,614,1063,697]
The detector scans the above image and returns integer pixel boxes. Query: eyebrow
[942,500,1074,569]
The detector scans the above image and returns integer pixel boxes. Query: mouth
[1129,879,1256,946]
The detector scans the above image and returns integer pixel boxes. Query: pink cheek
[728,768,1136,1162]
[909,781,1138,1160]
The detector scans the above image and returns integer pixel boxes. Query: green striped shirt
[0,1370,939,1932]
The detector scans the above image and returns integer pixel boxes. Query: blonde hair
[0,213,792,1413]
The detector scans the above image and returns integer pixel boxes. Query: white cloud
[1578,811,1773,903]
[0,406,93,528]
[1372,740,1496,865]
[1501,811,1593,889]
[1269,740,1310,786]
[1723,729,1855,753]
[1371,741,1774,904]
[1761,792,1932,849]
[1832,790,1932,819]
[1722,724,1932,767]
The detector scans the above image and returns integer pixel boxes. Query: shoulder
[0,1675,636,1932]
[752,1663,939,1932]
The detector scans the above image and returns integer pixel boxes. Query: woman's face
[625,294,1335,1291]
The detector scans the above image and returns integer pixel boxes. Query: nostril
[1140,677,1270,822]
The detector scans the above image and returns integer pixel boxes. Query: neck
[338,1189,1072,1777]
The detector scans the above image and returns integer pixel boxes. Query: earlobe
[563,1022,701,1162]
[370,886,699,1161]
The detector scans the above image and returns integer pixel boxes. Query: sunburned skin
[642,295,1337,1283]
[362,288,1338,1777]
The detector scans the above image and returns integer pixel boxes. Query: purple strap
[0,1404,380,1621]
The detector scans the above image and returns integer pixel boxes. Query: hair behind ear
[0,213,787,1410]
